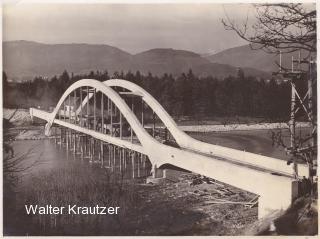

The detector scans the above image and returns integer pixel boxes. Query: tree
[237,68,245,80]
[223,3,317,183]
[3,71,9,107]
[222,3,316,55]
[3,71,8,89]
[160,74,175,114]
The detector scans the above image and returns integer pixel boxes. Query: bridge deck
[183,147,295,179]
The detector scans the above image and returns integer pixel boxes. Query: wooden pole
[119,147,122,172]
[80,87,83,127]
[63,101,66,121]
[73,131,76,154]
[137,153,140,178]
[131,97,134,142]
[141,98,144,127]
[87,86,89,129]
[290,81,297,177]
[68,94,71,123]
[93,88,96,131]
[152,111,155,137]
[120,113,123,139]
[101,142,104,168]
[74,90,77,124]
[110,102,113,136]
[101,94,104,133]
[60,128,62,148]
[132,151,135,179]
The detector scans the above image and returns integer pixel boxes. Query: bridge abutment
[258,179,299,219]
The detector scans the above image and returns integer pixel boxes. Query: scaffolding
[273,51,317,185]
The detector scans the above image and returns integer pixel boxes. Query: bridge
[30,79,309,219]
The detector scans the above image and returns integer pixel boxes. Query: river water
[11,138,152,184]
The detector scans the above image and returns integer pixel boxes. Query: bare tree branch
[222,3,316,54]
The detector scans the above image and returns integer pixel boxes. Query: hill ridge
[3,41,271,81]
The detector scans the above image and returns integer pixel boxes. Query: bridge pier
[60,128,63,148]
[152,164,165,178]
[100,141,104,168]
[66,129,69,151]
[145,164,166,184]
[73,131,76,154]
[258,179,299,218]
[131,151,135,178]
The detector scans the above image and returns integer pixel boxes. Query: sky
[2,3,268,54]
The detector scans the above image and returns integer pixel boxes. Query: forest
[3,69,305,122]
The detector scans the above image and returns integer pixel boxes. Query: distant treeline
[3,69,309,121]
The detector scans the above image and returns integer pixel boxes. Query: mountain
[3,41,133,81]
[3,41,271,81]
[205,44,311,72]
[133,48,209,76]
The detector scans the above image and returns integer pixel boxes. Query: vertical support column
[124,149,127,170]
[101,94,104,133]
[66,129,69,151]
[68,94,71,123]
[107,97,110,134]
[63,101,66,121]
[101,142,104,168]
[80,87,83,127]
[120,113,123,139]
[132,151,135,179]
[86,136,89,158]
[142,155,146,177]
[141,98,144,127]
[98,140,101,161]
[131,97,134,143]
[89,138,93,163]
[108,144,111,168]
[113,146,116,171]
[119,147,122,172]
[93,88,96,131]
[54,127,57,144]
[152,111,156,137]
[74,90,77,124]
[80,135,84,159]
[88,137,90,159]
[137,153,140,178]
[73,131,76,154]
[58,105,61,120]
[87,86,90,129]
[164,127,167,141]
[60,127,62,148]
[110,101,113,136]
[308,57,316,188]
[290,81,297,177]
[279,51,282,72]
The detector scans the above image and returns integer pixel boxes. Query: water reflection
[12,136,152,182]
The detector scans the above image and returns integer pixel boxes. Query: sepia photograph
[2,0,318,236]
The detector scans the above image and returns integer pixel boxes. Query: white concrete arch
[104,79,308,178]
[42,79,162,162]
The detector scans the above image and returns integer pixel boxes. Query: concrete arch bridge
[30,79,309,219]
